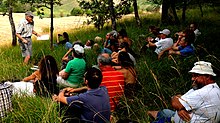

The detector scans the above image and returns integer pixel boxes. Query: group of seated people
[141,22,201,59]
[7,22,219,123]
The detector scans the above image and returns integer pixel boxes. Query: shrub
[70,8,84,16]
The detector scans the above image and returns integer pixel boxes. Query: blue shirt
[178,45,194,57]
[66,86,110,122]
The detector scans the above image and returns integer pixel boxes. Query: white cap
[25,11,34,17]
[189,61,216,76]
[159,29,170,36]
[73,44,84,54]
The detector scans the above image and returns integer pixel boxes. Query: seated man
[147,29,173,56]
[57,44,86,88]
[97,53,125,111]
[147,61,220,123]
[53,67,111,123]
[168,36,194,57]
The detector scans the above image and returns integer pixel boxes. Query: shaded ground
[0,13,90,45]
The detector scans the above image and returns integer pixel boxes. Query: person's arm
[62,48,73,62]
[32,30,41,37]
[22,70,40,82]
[16,33,28,44]
[53,90,67,104]
[59,69,69,79]
[64,86,88,95]
[158,47,172,59]
[148,41,156,47]
[171,95,191,121]
[168,50,181,55]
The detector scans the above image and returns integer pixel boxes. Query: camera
[58,34,62,36]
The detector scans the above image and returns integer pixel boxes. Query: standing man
[16,11,41,64]
[147,61,220,123]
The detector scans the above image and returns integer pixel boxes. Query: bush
[70,8,84,16]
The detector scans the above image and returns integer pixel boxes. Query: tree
[78,0,132,30]
[133,0,141,27]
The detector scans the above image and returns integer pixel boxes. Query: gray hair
[97,54,112,65]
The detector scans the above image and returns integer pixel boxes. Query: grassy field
[1,6,220,122]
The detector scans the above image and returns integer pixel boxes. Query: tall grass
[1,6,220,122]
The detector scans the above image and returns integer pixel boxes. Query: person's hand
[178,109,191,122]
[52,94,58,102]
[23,39,28,44]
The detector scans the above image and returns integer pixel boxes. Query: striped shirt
[100,66,125,111]
[16,19,34,38]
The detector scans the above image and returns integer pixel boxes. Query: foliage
[70,7,83,16]
[78,0,133,29]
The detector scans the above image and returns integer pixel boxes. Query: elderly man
[16,11,41,64]
[97,53,125,111]
[148,61,220,123]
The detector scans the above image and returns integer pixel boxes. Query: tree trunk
[161,0,170,24]
[8,6,17,46]
[182,0,187,23]
[170,0,180,25]
[133,0,142,27]
[108,0,116,30]
[50,0,54,50]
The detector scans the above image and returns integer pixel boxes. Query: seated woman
[114,51,137,98]
[118,28,133,47]
[84,39,94,49]
[57,44,86,88]
[22,55,59,97]
[111,42,136,66]
[55,32,72,49]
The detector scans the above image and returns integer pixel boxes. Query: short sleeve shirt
[178,45,194,57]
[66,86,111,122]
[65,58,86,85]
[155,38,173,54]
[16,19,34,37]
[174,83,220,123]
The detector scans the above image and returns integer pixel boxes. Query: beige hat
[25,11,34,17]
[189,61,216,76]
[159,29,170,36]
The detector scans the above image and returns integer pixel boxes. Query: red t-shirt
[100,66,125,111]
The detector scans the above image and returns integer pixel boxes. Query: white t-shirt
[154,38,173,54]
[174,83,220,123]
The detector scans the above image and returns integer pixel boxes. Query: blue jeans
[152,109,175,123]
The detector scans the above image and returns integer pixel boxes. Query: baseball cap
[73,44,84,54]
[189,61,216,76]
[25,11,34,17]
[159,29,170,36]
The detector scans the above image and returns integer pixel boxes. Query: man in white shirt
[148,61,220,123]
[147,29,173,55]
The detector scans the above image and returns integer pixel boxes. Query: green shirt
[65,58,86,86]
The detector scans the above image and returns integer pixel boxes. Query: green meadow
[1,6,220,122]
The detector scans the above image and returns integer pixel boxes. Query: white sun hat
[189,61,216,76]
[159,29,170,36]
[73,44,84,54]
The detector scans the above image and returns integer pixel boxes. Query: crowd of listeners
[6,22,220,123]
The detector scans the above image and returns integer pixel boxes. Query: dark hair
[85,67,103,89]
[36,55,59,97]
[119,42,129,51]
[118,29,128,38]
[89,40,95,46]
[118,51,134,68]
[184,29,195,44]
[63,32,69,42]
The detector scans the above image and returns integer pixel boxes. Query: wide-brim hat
[189,61,216,76]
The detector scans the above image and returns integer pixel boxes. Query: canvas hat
[73,44,84,54]
[159,29,170,36]
[189,61,216,76]
[109,30,118,38]
[25,11,34,17]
